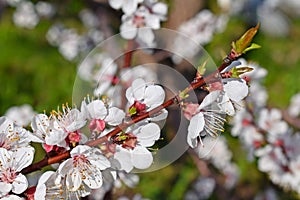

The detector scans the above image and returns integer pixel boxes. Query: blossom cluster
[0,77,167,199]
[230,59,300,193]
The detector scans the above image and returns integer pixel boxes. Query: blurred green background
[1,1,300,199]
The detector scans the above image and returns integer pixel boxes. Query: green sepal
[230,67,254,78]
[129,107,137,115]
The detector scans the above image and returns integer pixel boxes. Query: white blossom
[13,1,39,29]
[0,116,34,150]
[288,93,300,117]
[58,145,111,191]
[120,1,167,46]
[4,104,35,127]
[109,0,144,15]
[114,123,160,172]
[187,91,226,148]
[0,147,34,195]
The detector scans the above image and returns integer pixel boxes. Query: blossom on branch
[0,147,34,196]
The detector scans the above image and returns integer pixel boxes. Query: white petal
[108,0,123,9]
[218,94,235,116]
[152,2,168,16]
[224,80,248,102]
[122,0,138,14]
[137,28,155,46]
[136,123,160,147]
[187,113,205,148]
[144,85,165,108]
[0,182,12,194]
[114,147,133,173]
[87,100,107,119]
[150,109,168,121]
[83,173,103,189]
[131,78,146,100]
[120,21,138,40]
[0,148,11,167]
[12,174,28,194]
[90,149,111,170]
[198,91,220,110]
[70,145,91,156]
[57,159,73,176]
[45,130,67,146]
[132,146,153,169]
[13,147,34,171]
[106,107,125,126]
[68,170,82,191]
[145,14,160,29]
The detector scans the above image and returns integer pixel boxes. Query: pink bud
[183,103,199,120]
[89,119,106,132]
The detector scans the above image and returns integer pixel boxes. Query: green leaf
[197,60,207,77]
[232,23,260,55]
[243,43,261,53]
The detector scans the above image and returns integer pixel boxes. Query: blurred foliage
[1,1,300,199]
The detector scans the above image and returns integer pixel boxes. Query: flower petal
[144,85,165,108]
[132,146,153,169]
[106,107,125,126]
[135,123,160,147]
[224,80,248,102]
[114,147,133,173]
[87,100,107,119]
[187,113,205,148]
[12,174,28,194]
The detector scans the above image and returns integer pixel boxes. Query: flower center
[0,167,17,183]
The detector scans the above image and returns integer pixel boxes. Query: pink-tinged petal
[106,107,125,126]
[114,147,133,173]
[131,146,153,169]
[224,80,248,102]
[120,22,138,39]
[152,2,168,16]
[108,0,123,10]
[144,85,165,108]
[122,0,138,14]
[135,123,160,147]
[218,94,235,116]
[198,91,220,110]
[0,182,12,194]
[87,100,107,119]
[13,147,34,171]
[187,112,205,148]
[131,78,146,100]
[12,174,28,194]
[137,27,155,45]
